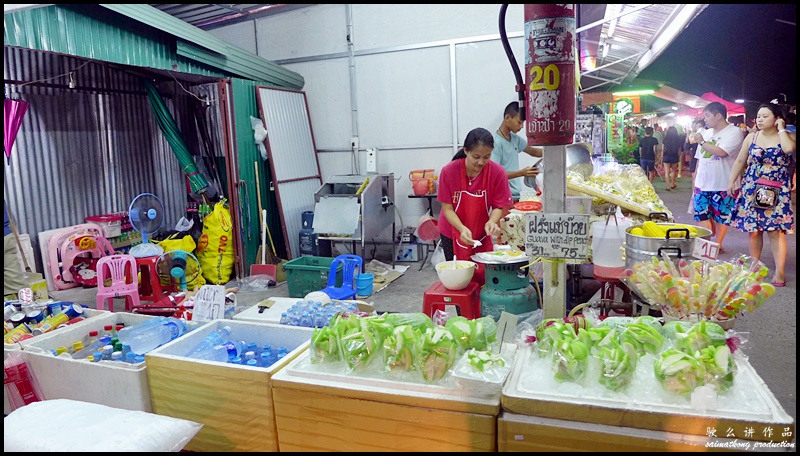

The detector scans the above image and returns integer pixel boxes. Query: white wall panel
[255,4,348,61]
[283,58,352,150]
[351,4,524,50]
[355,46,452,148]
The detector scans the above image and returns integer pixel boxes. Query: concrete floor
[51,171,796,432]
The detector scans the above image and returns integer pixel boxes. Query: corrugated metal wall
[3,5,227,79]
[3,47,198,272]
[230,77,288,262]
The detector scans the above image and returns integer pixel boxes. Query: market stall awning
[578,4,708,93]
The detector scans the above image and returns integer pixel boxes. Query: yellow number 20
[529,64,560,91]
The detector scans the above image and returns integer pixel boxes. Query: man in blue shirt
[5,201,29,298]
[491,102,543,200]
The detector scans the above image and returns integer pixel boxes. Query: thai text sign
[525,213,589,259]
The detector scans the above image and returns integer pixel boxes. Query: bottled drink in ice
[187,340,244,363]
[185,326,233,358]
[117,317,168,346]
[127,317,189,355]
[72,335,113,360]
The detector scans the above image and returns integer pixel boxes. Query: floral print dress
[732,134,794,232]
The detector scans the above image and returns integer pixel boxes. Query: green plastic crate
[282,256,343,298]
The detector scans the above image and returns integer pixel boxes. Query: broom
[252,162,288,282]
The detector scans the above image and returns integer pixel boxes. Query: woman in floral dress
[728,104,796,286]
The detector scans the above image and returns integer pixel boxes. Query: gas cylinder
[299,211,317,256]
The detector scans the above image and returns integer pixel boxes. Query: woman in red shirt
[437,127,513,285]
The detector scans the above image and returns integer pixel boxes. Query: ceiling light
[612,89,654,96]
[735,99,745,104]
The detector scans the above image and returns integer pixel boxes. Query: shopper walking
[728,103,796,287]
[638,127,659,183]
[662,126,683,190]
[691,102,745,252]
[438,127,513,285]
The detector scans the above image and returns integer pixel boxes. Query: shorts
[662,152,679,164]
[693,189,737,225]
[640,159,655,172]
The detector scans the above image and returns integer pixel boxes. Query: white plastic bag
[4,399,203,452]
[430,240,445,266]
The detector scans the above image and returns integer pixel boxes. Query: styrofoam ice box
[145,319,314,452]
[21,312,200,413]
[5,307,108,358]
[4,306,107,415]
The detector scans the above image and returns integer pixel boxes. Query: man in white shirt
[690,102,745,251]
[492,102,543,200]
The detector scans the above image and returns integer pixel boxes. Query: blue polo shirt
[491,131,528,196]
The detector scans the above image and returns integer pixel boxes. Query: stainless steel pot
[623,222,712,269]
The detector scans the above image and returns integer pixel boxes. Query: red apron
[452,162,493,286]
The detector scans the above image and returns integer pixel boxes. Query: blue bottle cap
[246,359,258,367]
[62,304,85,319]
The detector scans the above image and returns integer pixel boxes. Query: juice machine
[312,173,396,265]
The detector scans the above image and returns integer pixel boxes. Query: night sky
[635,4,796,117]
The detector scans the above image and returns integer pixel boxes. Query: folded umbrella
[4,97,29,164]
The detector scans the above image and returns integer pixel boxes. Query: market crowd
[624,102,796,287]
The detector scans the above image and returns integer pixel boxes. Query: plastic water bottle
[187,340,244,363]
[111,351,123,362]
[125,352,137,364]
[259,351,272,368]
[279,313,289,325]
[127,317,188,355]
[117,317,169,346]
[133,355,145,364]
[91,352,103,362]
[72,335,113,360]
[185,326,233,359]
[246,342,260,358]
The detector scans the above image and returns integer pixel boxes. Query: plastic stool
[422,281,481,320]
[593,265,631,315]
[135,256,172,303]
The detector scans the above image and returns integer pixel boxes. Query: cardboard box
[498,411,732,452]
[271,350,501,452]
[146,320,314,452]
[502,345,795,444]
[19,312,189,412]
[396,242,421,262]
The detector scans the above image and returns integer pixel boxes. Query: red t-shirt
[436,158,512,238]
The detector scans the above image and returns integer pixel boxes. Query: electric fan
[128,193,165,258]
[156,250,201,292]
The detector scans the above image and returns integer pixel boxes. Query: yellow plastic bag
[157,235,206,290]
[196,199,236,284]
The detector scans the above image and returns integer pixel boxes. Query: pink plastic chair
[96,254,140,312]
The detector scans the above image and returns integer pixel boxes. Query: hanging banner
[606,113,625,153]
[524,4,576,146]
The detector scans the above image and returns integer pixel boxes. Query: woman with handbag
[728,104,796,287]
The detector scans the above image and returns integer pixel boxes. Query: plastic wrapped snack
[654,348,707,395]
[451,348,513,395]
[417,326,458,382]
[551,337,590,383]
[310,323,341,364]
[337,315,387,372]
[696,344,737,391]
[593,332,638,392]
[382,324,420,372]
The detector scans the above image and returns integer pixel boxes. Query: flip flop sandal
[771,280,786,287]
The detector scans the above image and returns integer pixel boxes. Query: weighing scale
[471,254,539,321]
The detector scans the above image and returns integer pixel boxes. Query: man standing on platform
[690,102,744,252]
[492,102,543,201]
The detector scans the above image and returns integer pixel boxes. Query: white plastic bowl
[435,260,476,290]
